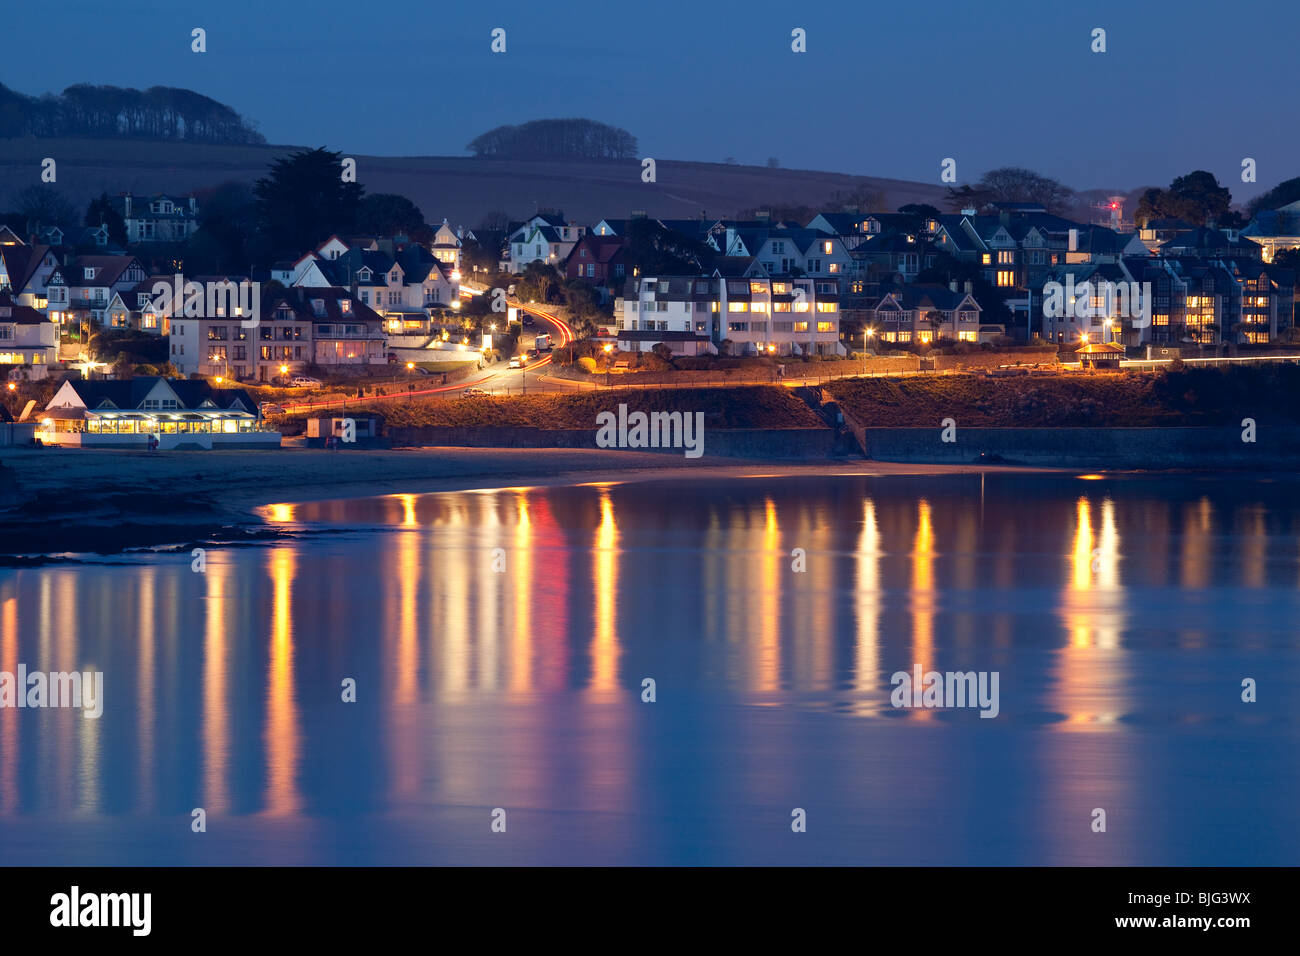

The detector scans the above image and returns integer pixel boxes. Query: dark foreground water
[1,472,1297,865]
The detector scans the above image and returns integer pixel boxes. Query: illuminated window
[958,330,977,342]
[793,321,809,333]
[823,241,833,254]
[728,302,748,312]
[816,302,838,313]
[997,270,1014,287]
[816,321,834,333]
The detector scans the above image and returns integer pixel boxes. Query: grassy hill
[284,385,827,430]
[0,137,948,226]
[828,365,1300,428]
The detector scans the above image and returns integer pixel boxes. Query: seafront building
[36,376,279,448]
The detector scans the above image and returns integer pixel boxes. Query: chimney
[949,280,958,292]
[964,281,973,294]
[123,193,132,219]
[1068,228,1078,252]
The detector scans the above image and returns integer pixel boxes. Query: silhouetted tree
[254,148,364,256]
[467,119,637,159]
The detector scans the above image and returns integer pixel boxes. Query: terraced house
[619,269,844,357]
[170,287,384,381]
[45,255,148,328]
[868,283,995,345]
[0,292,58,379]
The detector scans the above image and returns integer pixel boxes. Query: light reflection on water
[0,473,1298,865]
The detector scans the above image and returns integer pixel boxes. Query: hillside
[827,365,1300,428]
[0,137,948,227]
[282,385,827,430]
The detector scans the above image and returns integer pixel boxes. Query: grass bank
[828,366,1300,428]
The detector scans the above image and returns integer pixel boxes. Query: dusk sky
[4,0,1293,198]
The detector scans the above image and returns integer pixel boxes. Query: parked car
[462,386,489,397]
[291,376,322,387]
[521,314,535,326]
[508,356,524,369]
[259,402,285,416]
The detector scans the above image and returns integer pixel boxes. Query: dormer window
[83,268,96,280]
[339,299,351,313]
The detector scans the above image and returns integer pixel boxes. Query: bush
[578,356,598,374]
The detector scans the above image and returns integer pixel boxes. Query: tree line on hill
[0,82,265,144]
[466,119,637,159]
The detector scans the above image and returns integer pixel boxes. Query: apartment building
[618,268,844,357]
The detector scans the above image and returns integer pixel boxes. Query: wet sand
[0,444,1064,559]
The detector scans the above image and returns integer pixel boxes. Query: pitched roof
[56,377,256,413]
[0,291,48,324]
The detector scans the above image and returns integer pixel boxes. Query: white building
[618,268,845,357]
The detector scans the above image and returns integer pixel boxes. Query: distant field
[0,137,948,225]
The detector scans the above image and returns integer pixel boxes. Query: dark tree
[12,185,76,232]
[972,167,1075,215]
[0,81,263,143]
[85,193,128,247]
[356,193,429,240]
[254,148,364,256]
[624,219,713,275]
[467,119,637,159]
[1246,177,1300,218]
[1135,171,1232,227]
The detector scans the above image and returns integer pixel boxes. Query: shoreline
[0,444,1292,562]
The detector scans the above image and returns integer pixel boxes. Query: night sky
[4,0,1293,197]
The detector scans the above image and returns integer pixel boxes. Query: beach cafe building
[36,377,281,449]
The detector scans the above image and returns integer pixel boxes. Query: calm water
[1,472,1298,865]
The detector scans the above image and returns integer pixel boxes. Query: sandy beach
[0,444,1063,559]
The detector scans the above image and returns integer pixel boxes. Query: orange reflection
[758,497,781,693]
[1056,496,1126,729]
[911,498,935,674]
[589,489,620,695]
[1,595,17,811]
[264,547,301,815]
[136,567,156,812]
[202,556,231,814]
[512,492,533,692]
[853,499,881,716]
